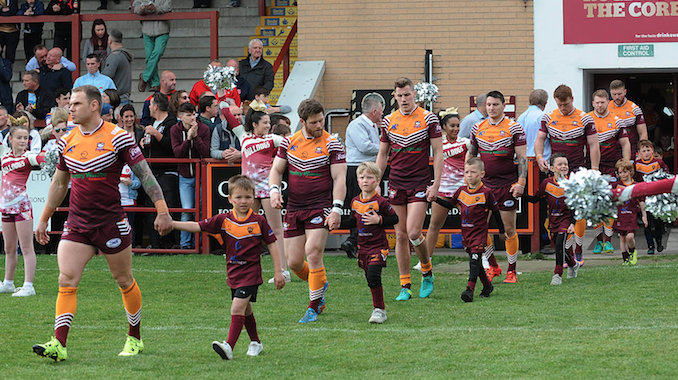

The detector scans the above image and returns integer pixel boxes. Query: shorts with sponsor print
[62,217,132,254]
[283,208,330,238]
[388,187,428,205]
[358,248,388,272]
[231,285,259,302]
[2,210,33,223]
[490,184,518,211]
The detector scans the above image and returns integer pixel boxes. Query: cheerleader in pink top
[0,124,45,297]
[417,108,470,270]
[231,100,290,283]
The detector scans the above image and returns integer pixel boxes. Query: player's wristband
[333,199,344,208]
[154,200,169,215]
[536,154,543,160]
[270,185,280,194]
[40,207,56,223]
[331,207,342,215]
[517,178,526,187]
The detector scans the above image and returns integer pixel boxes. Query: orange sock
[294,261,309,282]
[575,219,586,238]
[420,261,432,273]
[506,233,519,271]
[120,279,142,340]
[308,267,326,301]
[400,274,411,288]
[55,287,78,347]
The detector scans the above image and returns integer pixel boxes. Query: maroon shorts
[357,248,388,271]
[283,208,330,238]
[599,164,617,177]
[62,217,132,254]
[614,214,638,235]
[1,210,33,223]
[388,187,428,205]
[490,184,518,211]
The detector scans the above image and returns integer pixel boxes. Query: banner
[563,0,678,44]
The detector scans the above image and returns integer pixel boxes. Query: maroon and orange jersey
[612,180,642,232]
[449,182,499,249]
[587,111,628,167]
[277,129,346,211]
[380,106,442,189]
[350,193,396,256]
[57,120,144,229]
[534,177,573,234]
[540,108,597,170]
[469,117,526,188]
[634,157,670,182]
[609,99,645,154]
[199,209,276,289]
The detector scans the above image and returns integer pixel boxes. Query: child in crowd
[252,86,292,114]
[0,124,45,297]
[435,158,505,302]
[101,103,114,123]
[270,114,291,137]
[119,164,141,243]
[614,159,648,266]
[523,153,580,285]
[172,175,285,360]
[342,162,398,323]
[18,0,45,62]
[634,139,670,254]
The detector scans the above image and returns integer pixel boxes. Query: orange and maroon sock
[399,274,411,289]
[227,315,245,348]
[244,314,260,343]
[293,261,310,282]
[54,287,78,347]
[506,233,519,272]
[308,267,326,312]
[120,279,142,340]
[420,261,433,277]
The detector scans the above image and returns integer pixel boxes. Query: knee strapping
[409,234,425,246]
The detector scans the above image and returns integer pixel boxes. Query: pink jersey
[0,149,44,215]
[439,135,470,197]
[235,128,283,199]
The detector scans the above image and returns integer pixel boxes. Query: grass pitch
[1,253,678,379]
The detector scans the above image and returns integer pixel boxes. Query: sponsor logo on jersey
[96,142,105,151]
[504,199,515,208]
[572,121,578,126]
[235,241,242,251]
[415,191,426,198]
[129,145,142,159]
[391,124,398,130]
[247,226,253,233]
[500,130,505,136]
[290,145,298,151]
[315,146,322,154]
[283,222,289,230]
[414,121,421,128]
[626,111,631,116]
[80,150,88,159]
[310,216,323,224]
[67,145,75,153]
[106,238,122,249]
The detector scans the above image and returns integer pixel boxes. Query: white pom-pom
[414,82,439,108]
[643,170,678,223]
[560,168,617,225]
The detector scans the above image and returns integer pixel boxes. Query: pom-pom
[643,170,678,223]
[40,149,59,178]
[414,82,438,108]
[560,168,617,225]
[203,65,236,92]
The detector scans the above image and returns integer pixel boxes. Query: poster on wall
[563,0,678,44]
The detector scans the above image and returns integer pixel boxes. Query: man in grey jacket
[133,0,171,92]
[341,93,384,258]
[101,29,133,104]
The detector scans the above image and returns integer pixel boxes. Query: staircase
[243,0,297,104]
[8,0,265,112]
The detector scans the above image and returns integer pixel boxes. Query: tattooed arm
[131,160,173,235]
[511,145,528,198]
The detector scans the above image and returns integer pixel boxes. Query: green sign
[618,44,654,57]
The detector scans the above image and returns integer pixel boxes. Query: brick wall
[297,0,535,134]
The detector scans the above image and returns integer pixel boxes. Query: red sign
[563,0,678,44]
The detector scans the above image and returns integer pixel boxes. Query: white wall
[534,1,678,113]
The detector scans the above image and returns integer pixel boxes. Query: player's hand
[274,272,285,290]
[325,211,341,230]
[537,157,549,172]
[270,191,283,209]
[510,183,525,198]
[35,220,50,245]
[154,213,173,236]
[362,210,380,225]
[426,184,439,202]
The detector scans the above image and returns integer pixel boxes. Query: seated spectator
[210,104,241,161]
[101,102,113,122]
[82,18,111,65]
[0,43,12,113]
[0,0,19,63]
[103,88,120,110]
[171,102,211,249]
[253,86,291,114]
[73,54,116,94]
[169,90,190,117]
[15,70,55,120]
[18,0,44,61]
[44,0,74,59]
[189,60,242,107]
[39,47,72,95]
[25,44,76,72]
[227,58,253,102]
[198,95,220,133]
[101,29,133,105]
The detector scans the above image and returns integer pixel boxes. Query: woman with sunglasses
[41,108,70,153]
[169,90,191,119]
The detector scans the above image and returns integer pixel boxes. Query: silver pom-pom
[203,65,237,92]
[643,170,678,223]
[560,168,617,225]
[40,149,59,178]
[414,82,438,108]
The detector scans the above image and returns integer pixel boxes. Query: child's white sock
[23,282,34,289]
[3,279,14,286]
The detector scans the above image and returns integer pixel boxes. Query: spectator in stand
[198,95,220,133]
[253,86,291,114]
[15,70,54,120]
[119,104,144,144]
[0,44,11,113]
[192,0,210,8]
[271,114,291,136]
[44,87,69,126]
[0,105,9,139]
[39,47,72,95]
[238,39,274,93]
[101,29,133,105]
[171,102,211,249]
[82,18,110,65]
[140,70,176,126]
[26,44,76,72]
[0,0,19,63]
[44,0,73,59]
[103,88,120,110]
[168,89,190,117]
[459,92,487,139]
[41,107,67,152]
[210,103,241,161]
[228,58,253,102]
[101,102,113,122]
[18,0,44,61]
[140,92,180,249]
[97,0,120,10]
[190,60,242,107]
[73,54,116,94]
[134,0,171,93]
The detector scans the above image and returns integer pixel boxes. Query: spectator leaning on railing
[0,0,20,63]
[44,0,74,59]
[18,0,45,61]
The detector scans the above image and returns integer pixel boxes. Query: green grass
[2,254,678,379]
